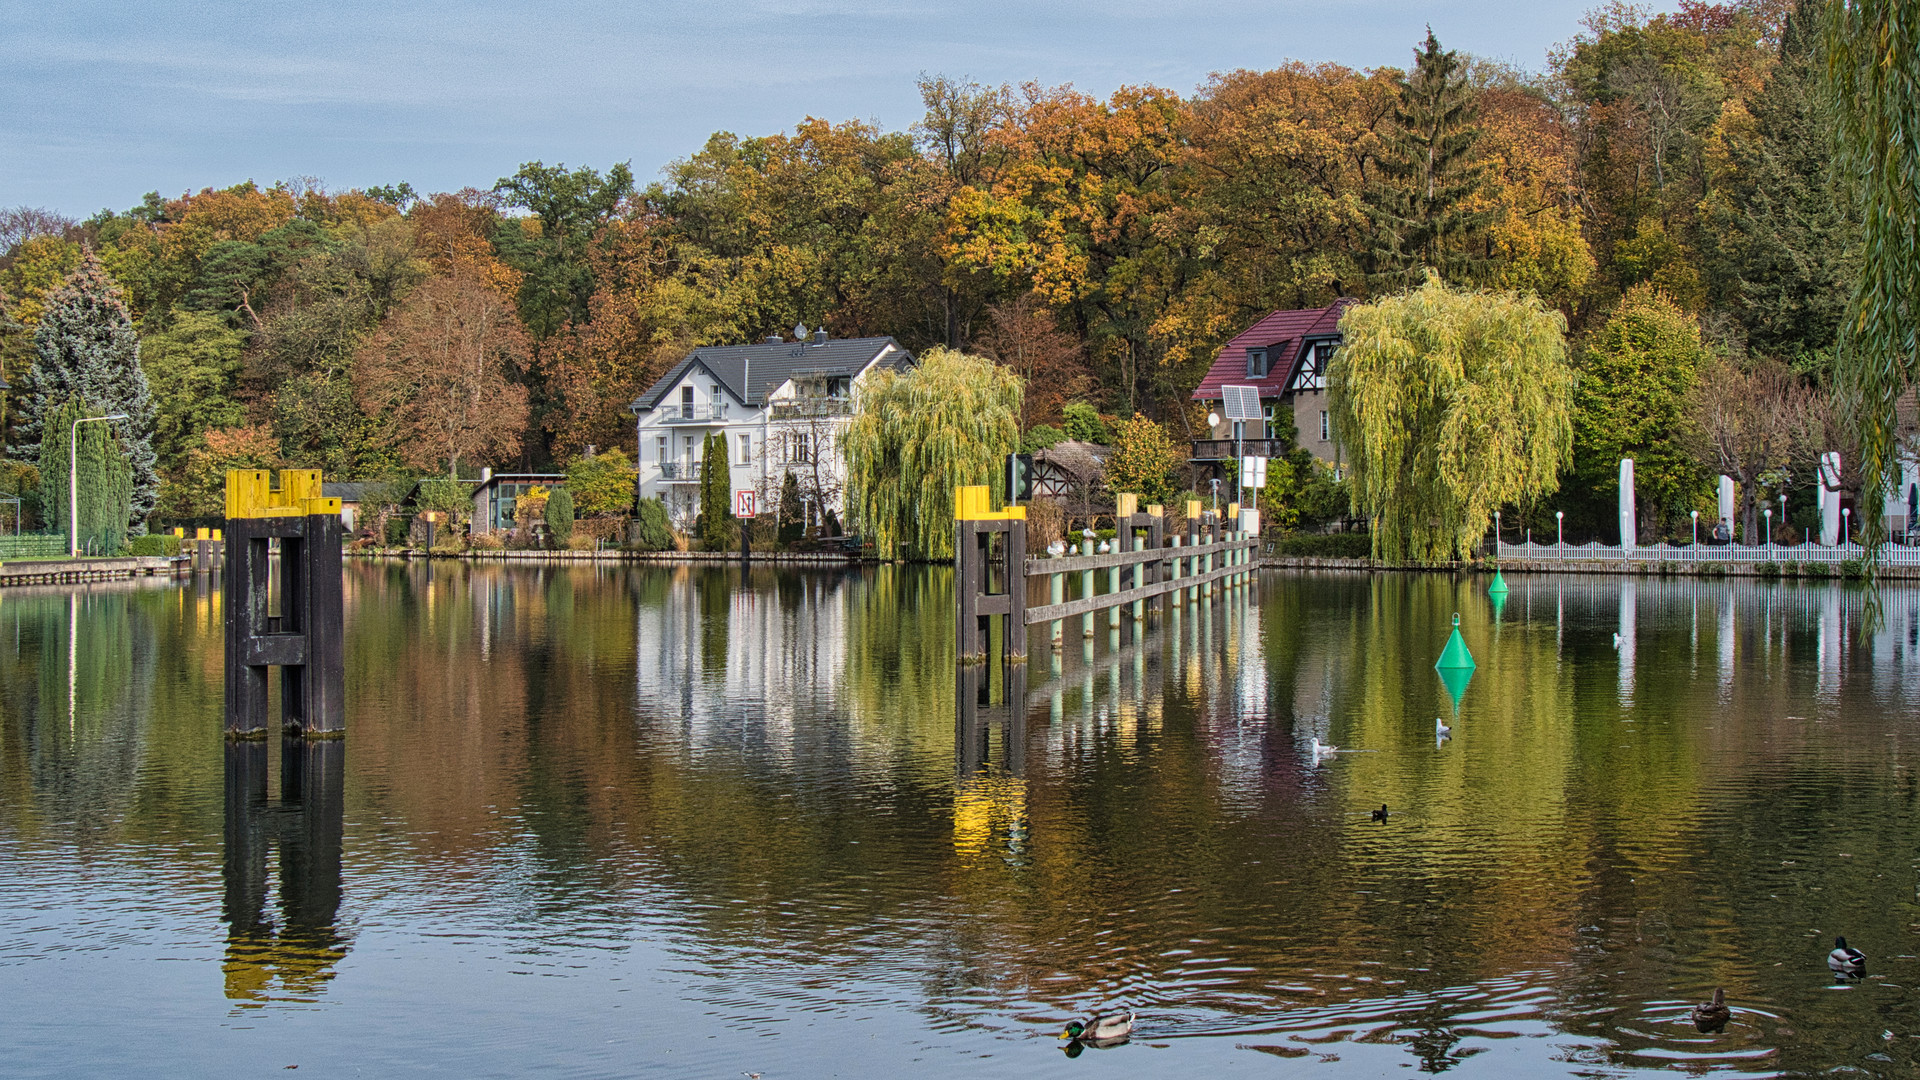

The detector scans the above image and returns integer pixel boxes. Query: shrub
[1782,560,1800,576]
[1023,424,1065,452]
[470,532,505,551]
[565,448,638,517]
[1756,561,1780,577]
[384,515,410,547]
[546,487,574,546]
[1272,533,1372,559]
[1838,558,1867,580]
[777,471,803,544]
[128,534,182,557]
[1804,561,1832,578]
[631,497,674,552]
[1062,402,1110,444]
[566,535,595,551]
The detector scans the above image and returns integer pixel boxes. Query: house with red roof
[1190,298,1355,468]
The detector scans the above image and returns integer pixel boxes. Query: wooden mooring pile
[954,486,1258,663]
[222,469,346,738]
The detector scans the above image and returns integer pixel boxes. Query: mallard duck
[1435,718,1452,737]
[1828,937,1866,977]
[1061,1010,1133,1042]
[1691,987,1730,1033]
[1371,804,1390,822]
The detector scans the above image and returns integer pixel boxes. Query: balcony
[1190,438,1290,461]
[662,405,730,424]
[769,397,851,420]
[656,461,701,482]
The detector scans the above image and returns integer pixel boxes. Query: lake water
[4,562,1920,1078]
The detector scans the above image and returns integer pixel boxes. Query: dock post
[223,469,345,738]
[1185,500,1201,605]
[1050,572,1064,649]
[1081,563,1095,639]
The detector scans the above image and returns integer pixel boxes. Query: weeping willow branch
[843,347,1022,560]
[1327,276,1573,562]
[1827,0,1920,550]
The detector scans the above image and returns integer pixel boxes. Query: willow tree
[843,346,1021,560]
[1826,0,1920,542]
[1328,276,1572,562]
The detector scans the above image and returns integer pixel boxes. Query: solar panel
[1221,385,1262,421]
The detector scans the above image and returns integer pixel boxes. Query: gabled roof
[631,336,912,412]
[321,482,390,504]
[1191,299,1355,401]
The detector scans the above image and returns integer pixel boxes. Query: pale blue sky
[4,0,1625,218]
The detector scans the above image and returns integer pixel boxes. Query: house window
[680,385,694,420]
[711,383,725,418]
[826,377,849,398]
[1246,348,1268,378]
[790,433,811,464]
[656,436,668,463]
[737,433,752,465]
[1320,411,1330,442]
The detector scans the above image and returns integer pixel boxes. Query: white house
[629,330,914,528]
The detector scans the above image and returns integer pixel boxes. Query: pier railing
[1497,537,1920,565]
[954,487,1258,662]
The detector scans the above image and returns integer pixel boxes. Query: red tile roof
[1191,299,1355,401]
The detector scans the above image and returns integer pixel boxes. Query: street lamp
[1494,509,1502,558]
[1764,506,1773,551]
[70,413,130,557]
[1209,477,1220,513]
[1843,506,1852,548]
[1691,509,1699,557]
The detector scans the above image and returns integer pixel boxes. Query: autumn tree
[1686,355,1817,541]
[1104,413,1185,506]
[976,290,1091,432]
[1571,287,1710,539]
[159,424,283,519]
[1329,277,1573,562]
[352,271,531,477]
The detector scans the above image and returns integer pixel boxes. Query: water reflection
[5,566,1920,1077]
[222,738,348,1004]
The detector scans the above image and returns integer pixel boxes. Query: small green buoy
[1488,568,1509,596]
[1435,612,1475,671]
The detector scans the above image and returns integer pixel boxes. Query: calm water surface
[5,563,1920,1078]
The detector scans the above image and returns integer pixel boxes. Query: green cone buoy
[1436,613,1475,670]
[1487,569,1509,596]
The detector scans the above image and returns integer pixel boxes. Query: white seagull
[1435,717,1452,738]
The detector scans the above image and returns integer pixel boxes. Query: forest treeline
[0,0,1862,537]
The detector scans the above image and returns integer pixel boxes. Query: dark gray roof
[631,336,912,412]
[322,482,394,504]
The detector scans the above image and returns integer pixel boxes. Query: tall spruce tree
[698,432,733,550]
[1367,30,1493,290]
[1701,0,1858,371]
[21,251,159,529]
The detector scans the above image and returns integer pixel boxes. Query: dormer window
[1246,348,1268,378]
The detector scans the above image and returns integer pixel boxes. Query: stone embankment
[0,555,186,586]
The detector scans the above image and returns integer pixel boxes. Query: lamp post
[1843,506,1852,549]
[1764,507,1773,552]
[1779,493,1788,548]
[1209,477,1220,513]
[1691,509,1699,559]
[1494,509,1501,558]
[70,413,129,558]
[1555,510,1564,554]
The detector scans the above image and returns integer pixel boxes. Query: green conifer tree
[20,251,159,530]
[1701,0,1857,371]
[698,432,733,550]
[1367,30,1493,290]
[778,470,803,543]
[37,397,133,554]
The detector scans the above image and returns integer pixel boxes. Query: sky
[2,0,1628,219]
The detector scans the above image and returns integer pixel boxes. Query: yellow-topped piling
[953,485,1026,522]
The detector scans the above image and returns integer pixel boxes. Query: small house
[1190,299,1355,468]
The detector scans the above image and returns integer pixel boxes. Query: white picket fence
[1497,538,1920,566]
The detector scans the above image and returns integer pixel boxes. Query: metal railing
[1496,537,1920,565]
[1190,438,1290,461]
[656,462,701,481]
[770,398,850,419]
[663,405,729,424]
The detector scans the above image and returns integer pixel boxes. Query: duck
[1311,737,1337,758]
[1690,987,1730,1033]
[1061,1010,1133,1043]
[1371,804,1390,822]
[1612,632,1624,648]
[1828,937,1866,977]
[1435,718,1452,738]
